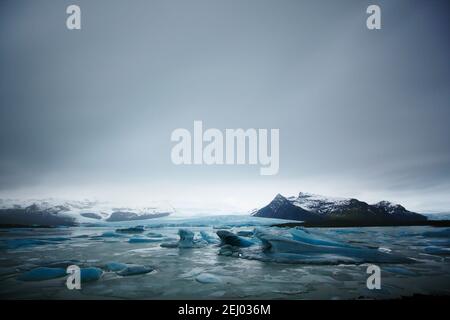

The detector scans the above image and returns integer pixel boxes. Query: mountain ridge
[253,192,427,225]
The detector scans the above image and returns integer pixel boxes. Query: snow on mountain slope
[253,192,427,223]
[0,198,175,226]
[288,192,351,215]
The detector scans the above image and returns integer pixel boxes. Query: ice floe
[215,228,413,264]
[128,236,164,243]
[18,267,66,281]
[117,265,154,276]
[80,267,103,282]
[196,273,222,284]
[103,262,128,272]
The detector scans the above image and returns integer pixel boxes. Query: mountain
[253,194,323,222]
[252,192,427,225]
[0,199,174,227]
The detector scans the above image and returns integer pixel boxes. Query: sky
[0,0,449,213]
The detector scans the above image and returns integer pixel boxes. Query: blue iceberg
[200,231,219,244]
[104,262,128,272]
[161,229,206,248]
[117,265,154,276]
[18,267,66,281]
[216,230,255,247]
[254,229,413,264]
[80,267,103,282]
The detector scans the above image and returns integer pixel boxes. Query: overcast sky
[0,0,449,213]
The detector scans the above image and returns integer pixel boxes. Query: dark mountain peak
[268,194,290,213]
[253,191,427,225]
[253,193,324,222]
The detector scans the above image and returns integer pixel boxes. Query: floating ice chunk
[236,230,254,237]
[254,229,413,264]
[146,232,164,237]
[378,247,392,253]
[104,262,128,272]
[128,236,163,243]
[218,244,236,256]
[117,265,154,276]
[116,225,145,234]
[290,228,356,248]
[160,242,179,248]
[161,229,206,248]
[80,267,103,282]
[216,230,254,247]
[18,267,66,281]
[178,229,195,248]
[200,231,219,244]
[196,273,222,284]
[210,290,226,297]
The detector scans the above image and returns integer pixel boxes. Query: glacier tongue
[0,198,175,226]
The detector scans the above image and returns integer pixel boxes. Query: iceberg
[236,230,254,237]
[104,262,128,272]
[178,229,196,248]
[80,267,103,282]
[146,232,164,237]
[128,236,164,243]
[289,228,358,249]
[18,267,66,281]
[216,230,254,247]
[254,229,413,264]
[160,242,179,248]
[117,265,154,276]
[200,231,219,244]
[161,229,206,248]
[196,273,222,284]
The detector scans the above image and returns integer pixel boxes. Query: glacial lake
[0,215,449,299]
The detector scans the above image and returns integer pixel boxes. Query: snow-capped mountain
[253,192,427,225]
[0,198,174,226]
